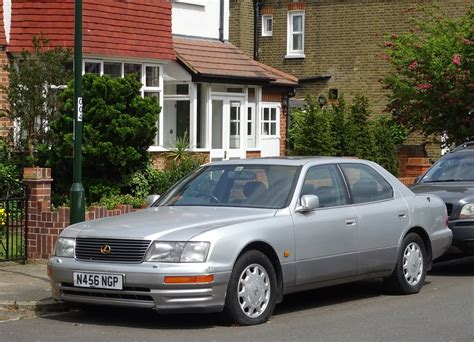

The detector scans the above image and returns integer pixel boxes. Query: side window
[341,163,393,204]
[301,165,348,208]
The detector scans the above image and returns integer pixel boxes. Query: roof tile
[8,0,174,61]
[174,36,298,86]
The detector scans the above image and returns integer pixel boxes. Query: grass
[0,230,26,260]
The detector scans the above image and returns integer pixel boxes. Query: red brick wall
[23,167,139,261]
[0,49,10,139]
[246,151,261,158]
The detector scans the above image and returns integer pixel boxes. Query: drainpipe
[219,0,224,42]
[253,0,261,60]
[285,90,296,153]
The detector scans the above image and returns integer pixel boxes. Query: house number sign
[77,97,83,122]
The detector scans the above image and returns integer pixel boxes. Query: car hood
[410,182,474,203]
[62,206,277,241]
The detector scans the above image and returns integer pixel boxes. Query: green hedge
[289,94,406,175]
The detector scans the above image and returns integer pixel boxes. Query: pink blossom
[416,83,432,90]
[391,34,399,40]
[408,60,418,70]
[452,54,462,66]
[384,41,395,47]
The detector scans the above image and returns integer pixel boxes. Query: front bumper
[48,257,232,313]
[449,220,474,254]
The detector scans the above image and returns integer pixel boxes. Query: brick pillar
[23,167,53,260]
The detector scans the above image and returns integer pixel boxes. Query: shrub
[289,95,337,156]
[148,155,205,195]
[0,139,23,198]
[383,6,473,147]
[344,95,376,160]
[288,93,405,175]
[92,194,145,210]
[39,74,161,204]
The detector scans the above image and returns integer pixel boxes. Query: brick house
[0,0,298,164]
[229,0,471,158]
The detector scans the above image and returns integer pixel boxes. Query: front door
[293,164,359,286]
[210,98,245,161]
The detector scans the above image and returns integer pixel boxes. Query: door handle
[398,213,407,219]
[345,219,357,226]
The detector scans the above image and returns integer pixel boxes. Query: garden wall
[23,167,139,261]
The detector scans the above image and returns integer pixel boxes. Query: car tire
[384,233,427,295]
[224,250,277,325]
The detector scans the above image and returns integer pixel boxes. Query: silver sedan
[49,157,452,325]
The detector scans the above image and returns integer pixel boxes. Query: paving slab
[0,262,68,322]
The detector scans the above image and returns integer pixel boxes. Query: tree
[287,94,404,175]
[1,35,72,160]
[39,74,161,203]
[383,6,473,147]
[288,95,337,156]
[344,95,376,160]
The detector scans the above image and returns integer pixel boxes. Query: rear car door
[340,163,410,274]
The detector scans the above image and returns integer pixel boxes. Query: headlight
[144,241,210,263]
[181,242,210,262]
[460,203,474,219]
[54,237,75,257]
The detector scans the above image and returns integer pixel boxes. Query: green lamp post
[70,0,85,224]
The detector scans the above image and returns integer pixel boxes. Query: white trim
[173,0,205,7]
[190,83,198,149]
[260,102,281,138]
[83,59,103,75]
[211,91,246,97]
[286,10,305,58]
[262,15,273,37]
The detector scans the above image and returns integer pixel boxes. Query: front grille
[446,203,453,217]
[75,238,151,263]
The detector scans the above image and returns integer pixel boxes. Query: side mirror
[146,194,160,207]
[296,194,320,213]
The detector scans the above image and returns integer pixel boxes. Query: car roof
[207,156,364,167]
[451,141,474,153]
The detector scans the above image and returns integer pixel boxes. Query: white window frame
[286,11,305,58]
[82,59,164,146]
[142,64,164,146]
[262,15,273,37]
[260,104,280,138]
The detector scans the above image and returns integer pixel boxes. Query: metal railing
[0,191,28,262]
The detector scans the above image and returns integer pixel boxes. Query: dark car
[411,142,474,255]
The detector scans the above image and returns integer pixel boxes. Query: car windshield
[155,164,300,209]
[421,152,474,182]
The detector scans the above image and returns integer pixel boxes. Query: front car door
[292,164,359,286]
[339,163,410,274]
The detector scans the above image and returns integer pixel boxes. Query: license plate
[73,272,123,290]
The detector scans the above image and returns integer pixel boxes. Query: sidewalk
[0,262,68,322]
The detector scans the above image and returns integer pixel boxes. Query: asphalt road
[1,257,473,342]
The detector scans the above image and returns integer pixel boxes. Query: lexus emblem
[100,245,112,255]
